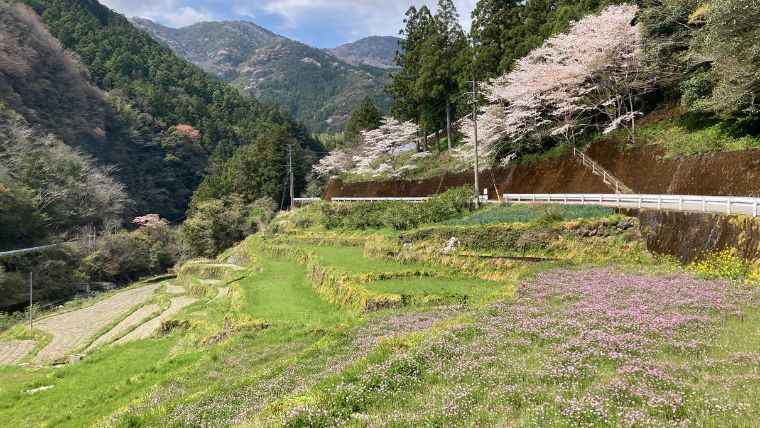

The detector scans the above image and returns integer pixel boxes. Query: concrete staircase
[573,147,633,194]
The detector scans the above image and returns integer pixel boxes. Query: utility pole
[466,78,481,207]
[29,271,33,330]
[288,145,295,211]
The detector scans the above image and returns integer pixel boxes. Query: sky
[100,0,478,48]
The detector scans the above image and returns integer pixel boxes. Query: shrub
[689,249,754,281]
[318,187,477,231]
[183,195,251,257]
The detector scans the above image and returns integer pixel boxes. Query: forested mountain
[0,0,194,241]
[1,0,314,245]
[133,19,393,134]
[325,36,402,69]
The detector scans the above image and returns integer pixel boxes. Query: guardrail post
[754,200,758,217]
[678,196,683,211]
[563,194,568,205]
[616,194,620,208]
[517,195,521,202]
[638,195,642,209]
[532,195,536,203]
[599,195,603,205]
[727,198,731,215]
[657,195,662,210]
[702,197,706,213]
[581,195,585,204]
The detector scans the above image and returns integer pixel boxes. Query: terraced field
[86,304,160,351]
[113,296,197,346]
[1,203,759,427]
[0,340,36,365]
[32,283,160,363]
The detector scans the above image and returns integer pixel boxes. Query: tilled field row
[113,296,197,346]
[32,283,160,363]
[86,303,161,351]
[0,340,37,365]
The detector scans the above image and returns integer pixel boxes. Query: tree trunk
[445,97,453,154]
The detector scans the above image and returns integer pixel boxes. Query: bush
[318,187,477,231]
[183,195,252,257]
[689,249,755,282]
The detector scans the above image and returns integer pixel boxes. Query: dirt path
[210,287,229,302]
[0,340,36,365]
[165,283,185,294]
[32,284,160,363]
[113,296,197,346]
[86,304,161,351]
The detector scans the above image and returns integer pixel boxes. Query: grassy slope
[1,204,758,426]
[0,339,186,427]
[241,251,351,327]
[296,244,428,274]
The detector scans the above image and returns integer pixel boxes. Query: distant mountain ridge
[132,18,393,134]
[325,36,402,69]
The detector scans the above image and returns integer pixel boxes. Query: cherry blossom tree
[313,117,420,179]
[354,117,420,178]
[457,4,654,165]
[132,214,168,230]
[313,149,355,178]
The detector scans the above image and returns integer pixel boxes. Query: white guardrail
[298,194,760,217]
[503,193,760,217]
[332,197,430,203]
[293,197,321,204]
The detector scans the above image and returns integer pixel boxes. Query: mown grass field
[0,203,759,427]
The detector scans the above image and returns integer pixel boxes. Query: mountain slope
[4,0,312,226]
[325,36,402,69]
[0,1,201,225]
[132,19,392,134]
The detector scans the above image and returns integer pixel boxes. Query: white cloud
[101,0,476,45]
[163,6,215,26]
[259,0,475,35]
[101,0,215,27]
[232,5,256,19]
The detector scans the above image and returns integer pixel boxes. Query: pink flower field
[285,268,760,426]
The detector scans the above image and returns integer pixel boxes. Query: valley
[1,0,759,426]
[134,19,394,134]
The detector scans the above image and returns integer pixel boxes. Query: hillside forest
[322,0,759,181]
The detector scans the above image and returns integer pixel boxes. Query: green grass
[445,203,616,226]
[241,252,352,327]
[295,244,428,274]
[602,108,760,157]
[4,209,758,426]
[0,338,198,427]
[365,276,505,303]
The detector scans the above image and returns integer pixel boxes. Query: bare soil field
[0,340,36,365]
[165,283,185,294]
[32,283,160,363]
[86,303,161,351]
[113,296,197,346]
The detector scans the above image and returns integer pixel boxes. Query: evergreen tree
[470,0,625,79]
[344,96,383,144]
[387,6,434,129]
[420,0,469,153]
[192,125,306,207]
[387,1,467,153]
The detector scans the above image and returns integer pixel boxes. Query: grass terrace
[1,200,759,427]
